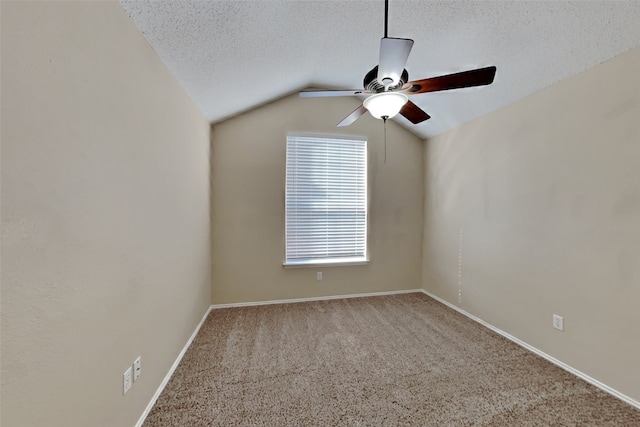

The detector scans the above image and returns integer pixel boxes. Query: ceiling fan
[300,0,497,127]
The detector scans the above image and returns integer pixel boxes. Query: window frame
[283,133,369,268]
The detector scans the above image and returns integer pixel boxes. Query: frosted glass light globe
[363,92,409,119]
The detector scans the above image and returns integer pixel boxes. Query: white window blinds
[285,134,367,265]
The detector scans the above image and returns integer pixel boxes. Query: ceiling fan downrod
[384,0,389,38]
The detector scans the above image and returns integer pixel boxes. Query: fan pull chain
[383,117,387,164]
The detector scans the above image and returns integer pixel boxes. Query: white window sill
[283,258,369,268]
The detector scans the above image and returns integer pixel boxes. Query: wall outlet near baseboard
[123,366,133,394]
[553,314,564,331]
[133,356,142,381]
[316,272,322,281]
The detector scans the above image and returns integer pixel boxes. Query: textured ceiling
[120,1,640,139]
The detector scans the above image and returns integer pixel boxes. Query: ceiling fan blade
[300,89,369,98]
[337,105,367,127]
[404,66,497,94]
[400,101,431,124]
[377,37,414,86]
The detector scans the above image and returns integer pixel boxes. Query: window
[285,134,367,266]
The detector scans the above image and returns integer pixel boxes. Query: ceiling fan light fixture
[363,92,408,120]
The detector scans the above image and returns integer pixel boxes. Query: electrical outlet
[458,289,462,304]
[316,272,322,281]
[123,366,132,394]
[133,356,141,381]
[553,314,564,331]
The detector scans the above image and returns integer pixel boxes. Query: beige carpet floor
[143,292,640,426]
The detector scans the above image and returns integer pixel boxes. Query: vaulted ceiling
[121,1,640,139]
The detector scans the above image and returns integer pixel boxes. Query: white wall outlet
[133,356,141,381]
[553,314,564,331]
[123,366,132,394]
[316,272,322,280]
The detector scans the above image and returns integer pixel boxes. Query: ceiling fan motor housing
[364,66,409,92]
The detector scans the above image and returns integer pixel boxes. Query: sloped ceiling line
[121,0,640,139]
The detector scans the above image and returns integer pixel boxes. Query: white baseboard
[210,289,424,309]
[135,305,214,427]
[419,289,640,410]
[136,288,638,427]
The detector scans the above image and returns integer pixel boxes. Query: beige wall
[422,46,640,401]
[211,94,424,304]
[1,2,211,426]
